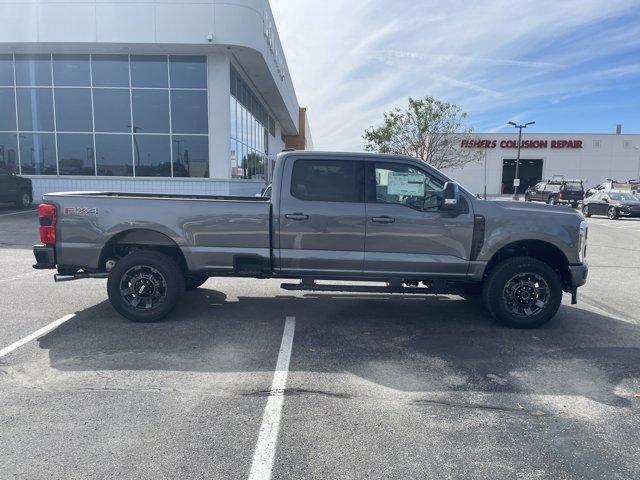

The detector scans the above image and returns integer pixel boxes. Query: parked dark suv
[0,166,33,208]
[525,180,584,208]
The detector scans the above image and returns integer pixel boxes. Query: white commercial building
[0,0,308,200]
[443,130,640,195]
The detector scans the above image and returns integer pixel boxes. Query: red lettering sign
[461,139,583,149]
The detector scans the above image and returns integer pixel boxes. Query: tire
[482,257,562,329]
[607,206,619,220]
[15,190,31,209]
[571,202,578,209]
[185,274,208,291]
[107,250,184,322]
[582,205,591,218]
[547,196,556,205]
[524,194,531,202]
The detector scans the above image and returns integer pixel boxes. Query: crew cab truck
[524,179,584,208]
[33,151,589,329]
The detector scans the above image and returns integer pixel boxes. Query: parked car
[524,180,584,208]
[33,151,589,329]
[0,166,33,209]
[582,191,640,219]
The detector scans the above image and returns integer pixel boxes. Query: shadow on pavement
[36,288,640,407]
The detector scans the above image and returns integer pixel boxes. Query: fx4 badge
[64,207,98,216]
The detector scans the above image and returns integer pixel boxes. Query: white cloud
[270,0,639,151]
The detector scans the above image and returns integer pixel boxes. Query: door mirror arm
[439,181,460,214]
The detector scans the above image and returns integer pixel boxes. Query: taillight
[38,203,57,245]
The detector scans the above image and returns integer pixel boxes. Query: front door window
[372,163,444,211]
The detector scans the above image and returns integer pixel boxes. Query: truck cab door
[276,158,365,275]
[363,160,474,278]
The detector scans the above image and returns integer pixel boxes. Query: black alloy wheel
[502,272,550,318]
[107,250,184,322]
[119,265,167,311]
[482,257,562,329]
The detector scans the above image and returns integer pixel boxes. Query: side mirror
[440,181,460,213]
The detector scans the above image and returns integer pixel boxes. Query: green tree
[363,96,481,170]
[242,152,265,178]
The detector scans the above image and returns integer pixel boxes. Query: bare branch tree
[363,96,482,170]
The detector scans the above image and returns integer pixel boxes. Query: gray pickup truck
[33,151,588,328]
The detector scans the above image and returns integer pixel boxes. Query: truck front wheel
[107,250,184,322]
[482,257,562,329]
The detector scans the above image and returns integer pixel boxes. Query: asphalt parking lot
[1,203,639,479]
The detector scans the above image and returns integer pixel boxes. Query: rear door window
[291,159,363,202]
[564,182,583,191]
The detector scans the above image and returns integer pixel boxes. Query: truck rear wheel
[482,257,562,329]
[107,250,184,322]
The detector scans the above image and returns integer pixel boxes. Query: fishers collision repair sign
[460,139,583,149]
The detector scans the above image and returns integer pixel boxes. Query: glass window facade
[0,54,209,177]
[229,66,271,179]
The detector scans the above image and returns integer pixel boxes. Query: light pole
[507,120,535,200]
[483,148,488,199]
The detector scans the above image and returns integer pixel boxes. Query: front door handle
[371,216,395,224]
[285,213,309,221]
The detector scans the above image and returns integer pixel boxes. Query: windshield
[609,192,636,201]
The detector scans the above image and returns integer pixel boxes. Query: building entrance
[501,159,543,194]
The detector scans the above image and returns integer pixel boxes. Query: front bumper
[33,244,56,269]
[569,261,588,288]
[618,209,640,217]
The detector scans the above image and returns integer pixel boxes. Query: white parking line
[0,314,75,359]
[0,209,36,217]
[248,316,296,480]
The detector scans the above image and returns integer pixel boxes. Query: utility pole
[507,121,535,200]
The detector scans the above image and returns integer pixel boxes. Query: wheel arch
[99,228,189,275]
[483,239,571,291]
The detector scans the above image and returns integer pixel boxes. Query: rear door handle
[285,213,309,221]
[371,216,395,224]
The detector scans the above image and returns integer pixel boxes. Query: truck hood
[488,199,583,218]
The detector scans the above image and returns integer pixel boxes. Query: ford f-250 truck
[33,151,588,328]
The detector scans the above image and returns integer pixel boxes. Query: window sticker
[387,172,425,196]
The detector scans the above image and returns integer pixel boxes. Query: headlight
[579,220,588,262]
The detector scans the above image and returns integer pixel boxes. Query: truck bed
[48,191,269,202]
[42,191,272,273]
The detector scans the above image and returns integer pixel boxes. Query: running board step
[280,280,463,295]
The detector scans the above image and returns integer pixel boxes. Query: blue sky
[270,0,640,151]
